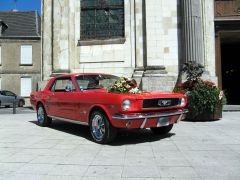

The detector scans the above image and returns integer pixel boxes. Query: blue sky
[0,0,41,14]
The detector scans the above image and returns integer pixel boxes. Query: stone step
[223,105,240,111]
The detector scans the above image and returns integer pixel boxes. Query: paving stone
[122,166,160,178]
[0,111,240,179]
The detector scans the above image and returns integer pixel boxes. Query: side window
[5,91,15,96]
[75,76,89,90]
[21,45,32,65]
[51,78,76,92]
[21,77,32,97]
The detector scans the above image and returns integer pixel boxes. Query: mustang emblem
[158,99,171,106]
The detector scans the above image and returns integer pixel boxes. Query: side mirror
[79,86,84,92]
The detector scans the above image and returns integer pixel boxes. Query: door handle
[49,93,55,98]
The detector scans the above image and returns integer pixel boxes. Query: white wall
[145,0,180,74]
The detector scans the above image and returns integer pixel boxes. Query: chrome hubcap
[92,114,105,141]
[37,106,44,124]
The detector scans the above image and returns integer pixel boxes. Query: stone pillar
[201,0,216,77]
[132,0,145,88]
[181,0,204,64]
[42,0,53,80]
[52,0,70,73]
[134,0,145,68]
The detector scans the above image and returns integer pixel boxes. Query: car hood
[134,92,185,99]
[100,89,185,100]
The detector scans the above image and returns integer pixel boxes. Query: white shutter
[21,45,32,64]
[0,77,1,90]
[0,46,2,65]
[21,77,32,97]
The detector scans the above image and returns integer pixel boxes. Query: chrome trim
[48,115,89,126]
[177,113,184,122]
[140,118,147,129]
[112,109,189,120]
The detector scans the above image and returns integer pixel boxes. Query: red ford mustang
[30,73,188,144]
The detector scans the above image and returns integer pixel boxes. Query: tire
[37,104,52,127]
[18,100,24,107]
[151,124,173,135]
[89,110,117,144]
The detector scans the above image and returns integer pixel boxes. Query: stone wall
[0,39,41,95]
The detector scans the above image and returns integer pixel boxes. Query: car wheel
[150,124,173,135]
[37,104,52,127]
[90,110,117,144]
[18,100,24,107]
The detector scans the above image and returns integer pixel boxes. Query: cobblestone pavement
[0,109,240,180]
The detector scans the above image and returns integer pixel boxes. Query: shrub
[174,61,226,119]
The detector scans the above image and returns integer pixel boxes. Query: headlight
[180,98,185,106]
[122,99,131,110]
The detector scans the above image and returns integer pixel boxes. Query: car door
[0,91,8,106]
[1,91,15,106]
[48,76,78,120]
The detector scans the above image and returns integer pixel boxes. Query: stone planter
[186,105,223,121]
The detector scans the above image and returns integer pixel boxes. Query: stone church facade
[42,0,216,92]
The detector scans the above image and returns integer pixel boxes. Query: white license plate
[157,117,170,127]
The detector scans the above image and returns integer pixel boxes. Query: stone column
[42,0,53,80]
[132,0,145,88]
[201,0,216,76]
[134,0,145,68]
[181,0,204,64]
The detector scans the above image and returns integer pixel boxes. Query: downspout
[142,0,147,68]
[51,0,54,74]
[41,1,44,80]
[134,0,137,68]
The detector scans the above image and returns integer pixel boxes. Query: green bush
[174,61,226,119]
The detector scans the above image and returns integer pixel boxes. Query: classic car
[30,73,188,144]
[0,90,25,107]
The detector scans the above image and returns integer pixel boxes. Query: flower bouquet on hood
[108,77,141,94]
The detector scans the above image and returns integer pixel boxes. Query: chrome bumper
[112,109,189,120]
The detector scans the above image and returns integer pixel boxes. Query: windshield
[75,74,119,90]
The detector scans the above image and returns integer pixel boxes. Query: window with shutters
[80,0,124,40]
[21,77,32,97]
[20,45,32,65]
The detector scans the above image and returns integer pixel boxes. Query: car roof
[53,73,114,79]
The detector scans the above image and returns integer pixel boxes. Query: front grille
[142,98,180,108]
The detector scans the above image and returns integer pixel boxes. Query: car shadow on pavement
[111,130,175,146]
[182,119,221,122]
[29,120,175,145]
[30,120,93,141]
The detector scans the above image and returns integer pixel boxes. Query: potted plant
[174,61,226,120]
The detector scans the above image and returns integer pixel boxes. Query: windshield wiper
[85,87,102,90]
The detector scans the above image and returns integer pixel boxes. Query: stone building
[42,0,216,92]
[0,11,41,104]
